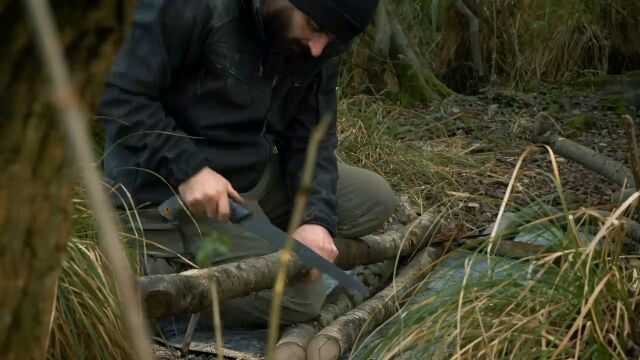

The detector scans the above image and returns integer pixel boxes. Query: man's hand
[178,167,243,221]
[293,224,338,281]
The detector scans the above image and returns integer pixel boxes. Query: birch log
[273,261,395,360]
[139,213,441,319]
[306,247,442,360]
[537,131,635,188]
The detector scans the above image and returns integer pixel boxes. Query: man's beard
[263,7,307,56]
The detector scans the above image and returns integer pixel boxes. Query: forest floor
[375,71,640,238]
[152,72,640,359]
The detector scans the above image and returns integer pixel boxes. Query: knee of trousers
[338,167,398,236]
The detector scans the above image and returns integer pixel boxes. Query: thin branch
[22,1,152,359]
[266,116,332,359]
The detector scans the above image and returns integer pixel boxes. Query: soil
[392,73,640,235]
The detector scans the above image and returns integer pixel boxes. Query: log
[537,131,635,188]
[306,247,442,360]
[273,325,316,360]
[274,261,395,360]
[138,213,441,319]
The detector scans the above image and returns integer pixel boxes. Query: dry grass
[336,95,492,209]
[341,0,640,95]
[47,197,133,359]
[350,147,640,359]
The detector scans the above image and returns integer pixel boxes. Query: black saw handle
[158,196,252,222]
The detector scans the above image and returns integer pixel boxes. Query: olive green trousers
[128,157,396,329]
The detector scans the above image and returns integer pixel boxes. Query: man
[99,0,395,327]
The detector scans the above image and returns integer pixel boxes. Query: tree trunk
[0,1,131,358]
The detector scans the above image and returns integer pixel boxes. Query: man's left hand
[292,224,338,281]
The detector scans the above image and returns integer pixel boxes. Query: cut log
[273,324,316,360]
[537,131,635,188]
[274,261,395,360]
[306,247,442,360]
[138,213,441,319]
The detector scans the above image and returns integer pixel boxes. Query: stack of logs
[138,197,447,360]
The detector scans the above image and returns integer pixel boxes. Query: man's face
[264,4,334,57]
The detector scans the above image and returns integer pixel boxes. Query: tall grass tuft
[351,148,640,359]
[342,0,640,95]
[336,95,490,206]
[47,196,133,359]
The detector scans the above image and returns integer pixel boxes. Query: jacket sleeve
[98,0,211,187]
[277,58,340,237]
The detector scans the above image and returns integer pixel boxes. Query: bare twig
[210,278,224,360]
[180,313,200,357]
[22,1,152,359]
[265,116,332,359]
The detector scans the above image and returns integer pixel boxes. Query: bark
[386,2,453,103]
[138,213,441,319]
[306,247,443,360]
[537,131,635,188]
[454,0,485,76]
[372,0,391,58]
[274,261,395,360]
[0,1,133,358]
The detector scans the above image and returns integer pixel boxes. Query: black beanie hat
[289,0,380,41]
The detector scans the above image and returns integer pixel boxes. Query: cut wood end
[307,334,342,360]
[272,342,307,360]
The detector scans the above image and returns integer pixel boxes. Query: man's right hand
[178,167,243,222]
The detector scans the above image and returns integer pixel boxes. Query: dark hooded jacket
[98,0,350,235]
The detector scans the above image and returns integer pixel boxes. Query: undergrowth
[47,196,133,359]
[351,147,640,359]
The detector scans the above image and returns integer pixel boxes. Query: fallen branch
[536,131,635,188]
[306,247,442,360]
[386,2,452,102]
[139,213,441,319]
[273,261,395,360]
